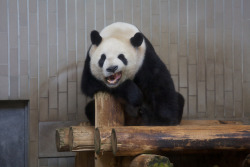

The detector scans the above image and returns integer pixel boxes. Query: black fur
[130,32,144,47]
[91,30,102,46]
[118,54,128,65]
[82,31,184,126]
[98,54,106,67]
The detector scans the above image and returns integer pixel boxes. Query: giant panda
[81,22,184,126]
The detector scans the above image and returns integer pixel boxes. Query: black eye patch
[118,54,128,65]
[98,54,106,68]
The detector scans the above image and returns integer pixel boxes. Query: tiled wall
[0,0,250,166]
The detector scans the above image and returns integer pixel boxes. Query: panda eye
[118,54,128,65]
[98,54,106,68]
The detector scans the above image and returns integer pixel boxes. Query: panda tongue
[107,72,121,84]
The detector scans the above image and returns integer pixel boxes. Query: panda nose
[106,65,118,73]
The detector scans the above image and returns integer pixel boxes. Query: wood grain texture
[112,125,250,156]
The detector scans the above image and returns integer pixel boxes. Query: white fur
[89,22,146,87]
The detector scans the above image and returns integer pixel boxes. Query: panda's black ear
[130,32,143,47]
[91,30,102,46]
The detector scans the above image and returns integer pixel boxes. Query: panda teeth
[106,72,122,85]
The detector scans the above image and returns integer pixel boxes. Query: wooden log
[56,127,70,152]
[95,127,113,154]
[95,92,124,127]
[69,126,95,151]
[56,120,242,152]
[94,92,125,167]
[111,125,250,156]
[130,154,173,167]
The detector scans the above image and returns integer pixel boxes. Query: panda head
[89,22,146,88]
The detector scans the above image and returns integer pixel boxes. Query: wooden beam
[56,127,70,152]
[129,154,173,167]
[111,125,250,156]
[94,92,125,167]
[69,126,95,151]
[56,120,243,152]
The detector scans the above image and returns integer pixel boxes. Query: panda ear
[130,32,143,47]
[91,30,102,46]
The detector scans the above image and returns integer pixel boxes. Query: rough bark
[111,125,250,156]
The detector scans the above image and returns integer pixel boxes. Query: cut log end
[56,128,70,152]
[95,128,101,155]
[111,128,117,156]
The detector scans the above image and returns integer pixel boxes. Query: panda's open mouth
[105,71,122,85]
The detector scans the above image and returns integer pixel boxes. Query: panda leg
[85,100,95,125]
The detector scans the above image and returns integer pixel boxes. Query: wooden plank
[30,109,39,141]
[10,76,18,99]
[197,0,205,81]
[0,32,8,64]
[29,14,38,45]
[96,0,104,31]
[179,0,187,26]
[169,44,178,75]
[49,76,58,109]
[243,82,250,117]
[215,75,224,106]
[225,91,234,118]
[206,91,215,119]
[188,0,196,33]
[151,14,160,46]
[141,0,151,39]
[86,0,95,47]
[188,33,197,65]
[234,71,242,102]
[68,82,77,114]
[58,30,67,92]
[105,0,113,26]
[49,108,58,121]
[0,65,9,99]
[29,0,37,13]
[9,0,18,49]
[39,97,49,122]
[178,26,187,57]
[39,0,48,98]
[58,0,66,30]
[123,0,132,24]
[179,57,187,88]
[29,141,38,167]
[160,32,169,65]
[215,0,224,75]
[67,0,76,52]
[169,0,178,44]
[243,21,250,82]
[30,78,38,110]
[59,92,68,121]
[115,0,123,22]
[19,0,27,27]
[160,0,168,33]
[30,45,38,78]
[215,106,224,119]
[0,0,8,32]
[198,81,206,113]
[235,101,243,118]
[224,29,233,91]
[133,0,141,29]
